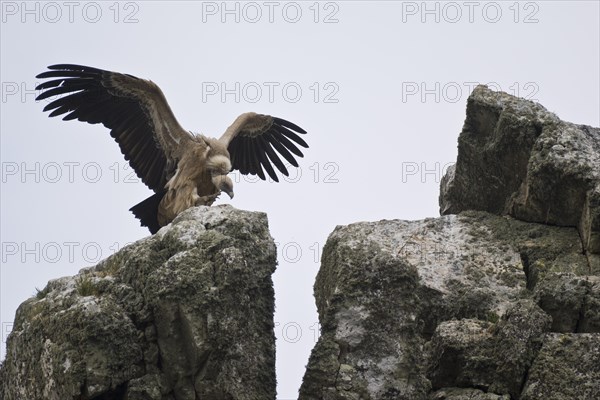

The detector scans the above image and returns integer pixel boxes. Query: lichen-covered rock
[426,319,495,390]
[533,273,600,333]
[488,301,552,395]
[0,205,277,400]
[429,387,510,400]
[520,333,600,400]
[299,211,597,398]
[300,86,599,399]
[581,278,600,332]
[298,210,587,399]
[440,85,600,257]
[426,300,551,398]
[299,220,430,400]
[457,210,588,290]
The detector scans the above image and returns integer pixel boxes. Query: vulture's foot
[195,193,219,206]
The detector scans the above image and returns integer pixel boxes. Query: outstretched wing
[35,64,194,192]
[218,112,308,182]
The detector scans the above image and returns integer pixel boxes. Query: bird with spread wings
[35,64,308,233]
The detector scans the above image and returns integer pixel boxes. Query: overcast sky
[1,1,599,398]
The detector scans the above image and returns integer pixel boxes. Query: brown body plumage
[35,64,308,233]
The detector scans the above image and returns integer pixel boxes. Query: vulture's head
[206,154,234,199]
[213,174,234,199]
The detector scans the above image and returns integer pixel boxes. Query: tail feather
[129,191,166,234]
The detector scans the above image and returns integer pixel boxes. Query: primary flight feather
[35,64,308,233]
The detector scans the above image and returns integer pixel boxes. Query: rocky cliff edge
[299,86,600,400]
[0,205,277,400]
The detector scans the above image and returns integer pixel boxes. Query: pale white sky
[1,1,599,398]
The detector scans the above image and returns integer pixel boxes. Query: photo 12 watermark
[1,323,14,357]
[2,81,145,104]
[274,240,324,264]
[230,161,340,185]
[397,241,461,263]
[2,323,13,342]
[1,241,135,264]
[401,81,539,103]
[1,161,143,185]
[2,81,42,104]
[400,1,540,24]
[401,162,454,184]
[201,81,340,104]
[274,320,321,344]
[1,1,140,24]
[200,1,340,24]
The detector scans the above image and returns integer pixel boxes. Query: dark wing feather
[273,117,309,148]
[218,113,308,181]
[262,136,289,177]
[256,136,282,182]
[35,64,193,192]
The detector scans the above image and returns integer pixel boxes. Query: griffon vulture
[35,64,308,233]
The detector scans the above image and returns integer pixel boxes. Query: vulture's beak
[214,175,234,200]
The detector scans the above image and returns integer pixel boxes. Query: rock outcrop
[0,205,277,400]
[439,85,600,262]
[299,86,600,400]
